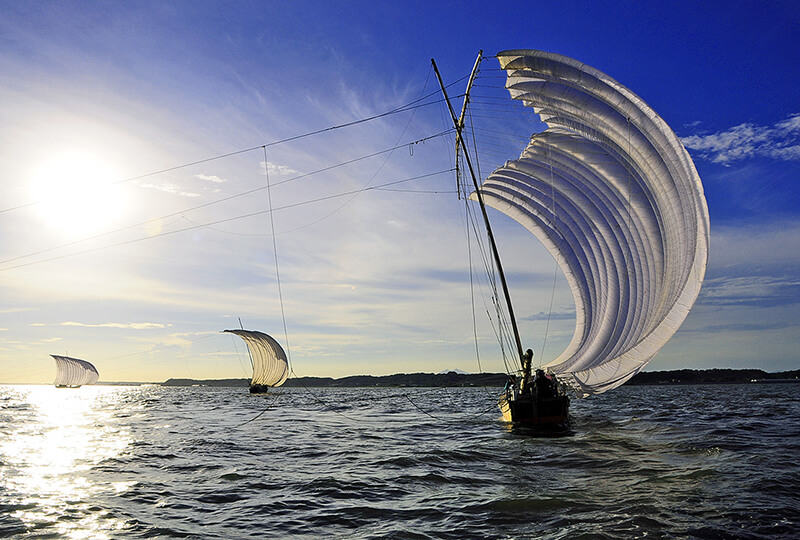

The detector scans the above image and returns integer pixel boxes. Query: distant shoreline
[160,368,800,388]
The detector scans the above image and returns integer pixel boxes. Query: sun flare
[29,151,125,238]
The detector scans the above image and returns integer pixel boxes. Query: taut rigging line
[0,131,452,272]
[0,168,454,273]
[0,80,468,217]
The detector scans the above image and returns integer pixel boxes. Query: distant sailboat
[224,329,289,394]
[434,49,709,430]
[51,355,99,388]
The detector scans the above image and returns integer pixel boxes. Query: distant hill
[162,371,507,388]
[161,368,799,388]
[626,368,800,385]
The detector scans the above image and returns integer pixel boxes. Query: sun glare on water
[0,386,134,538]
[29,152,125,238]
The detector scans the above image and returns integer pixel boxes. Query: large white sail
[51,355,99,387]
[474,50,709,397]
[224,329,289,388]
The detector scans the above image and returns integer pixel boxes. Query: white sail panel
[224,329,289,388]
[51,355,99,387]
[475,50,709,397]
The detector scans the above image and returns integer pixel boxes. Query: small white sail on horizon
[473,50,710,398]
[224,329,289,392]
[51,355,99,388]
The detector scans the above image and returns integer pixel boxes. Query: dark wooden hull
[249,384,270,394]
[498,391,570,432]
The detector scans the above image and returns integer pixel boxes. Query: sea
[0,382,798,539]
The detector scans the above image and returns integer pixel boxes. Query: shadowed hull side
[498,392,571,433]
[249,384,271,394]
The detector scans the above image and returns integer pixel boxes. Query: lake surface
[1,383,798,539]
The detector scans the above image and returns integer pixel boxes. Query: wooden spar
[431,54,526,368]
[454,51,483,166]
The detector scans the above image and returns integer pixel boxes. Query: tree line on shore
[162,368,800,388]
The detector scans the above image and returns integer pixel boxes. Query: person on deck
[504,375,518,398]
[534,368,556,398]
[520,349,534,392]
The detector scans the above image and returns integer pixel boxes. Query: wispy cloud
[195,174,227,184]
[522,310,575,322]
[682,113,800,164]
[261,160,300,176]
[691,321,794,334]
[136,174,227,198]
[135,181,202,198]
[700,275,800,308]
[61,322,170,330]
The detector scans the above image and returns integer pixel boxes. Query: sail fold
[224,329,289,388]
[476,50,709,397]
[51,355,99,387]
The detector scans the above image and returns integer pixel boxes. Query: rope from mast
[263,146,292,373]
[431,52,526,369]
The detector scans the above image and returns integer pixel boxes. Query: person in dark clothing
[534,368,556,398]
[504,375,517,393]
[520,349,534,392]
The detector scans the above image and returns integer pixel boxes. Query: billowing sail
[475,50,709,397]
[51,355,99,387]
[224,329,289,388]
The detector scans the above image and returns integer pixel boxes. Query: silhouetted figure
[534,368,556,399]
[520,349,534,392]
[504,375,519,398]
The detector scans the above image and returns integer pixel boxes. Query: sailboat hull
[498,392,570,431]
[249,384,271,394]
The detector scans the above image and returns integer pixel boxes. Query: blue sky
[1,1,798,383]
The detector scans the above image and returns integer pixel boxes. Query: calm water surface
[1,383,798,539]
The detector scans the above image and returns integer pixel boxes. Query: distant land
[161,368,800,388]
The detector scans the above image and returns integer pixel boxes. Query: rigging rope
[236,64,500,428]
[0,134,452,272]
[459,112,516,374]
[0,83,469,218]
[263,146,292,375]
[539,143,559,367]
[176,170,454,237]
[235,390,285,427]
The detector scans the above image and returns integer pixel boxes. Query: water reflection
[0,385,134,538]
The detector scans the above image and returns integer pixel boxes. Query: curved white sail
[475,50,709,397]
[224,329,289,388]
[51,355,99,387]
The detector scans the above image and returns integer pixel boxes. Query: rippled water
[1,383,798,539]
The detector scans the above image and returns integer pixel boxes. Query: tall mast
[431,53,526,367]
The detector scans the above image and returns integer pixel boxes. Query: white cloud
[135,175,227,199]
[261,160,300,176]
[135,181,202,198]
[682,113,800,164]
[60,321,170,330]
[710,221,800,269]
[195,174,227,184]
[701,275,800,307]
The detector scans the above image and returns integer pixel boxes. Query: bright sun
[29,151,125,238]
